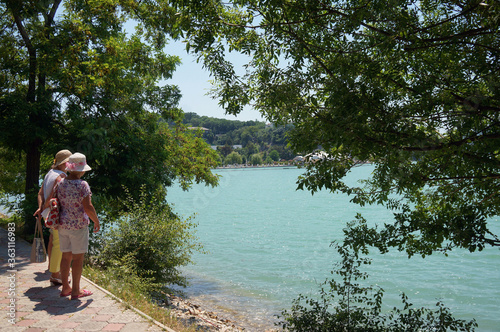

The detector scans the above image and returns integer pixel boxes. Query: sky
[122,19,264,122]
[164,41,265,122]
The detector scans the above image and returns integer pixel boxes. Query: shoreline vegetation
[216,163,298,169]
[216,160,372,170]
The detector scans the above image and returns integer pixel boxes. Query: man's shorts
[58,227,89,254]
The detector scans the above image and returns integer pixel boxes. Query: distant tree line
[183,113,296,165]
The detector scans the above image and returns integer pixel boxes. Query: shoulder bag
[42,176,63,229]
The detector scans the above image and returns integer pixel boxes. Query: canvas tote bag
[30,216,47,263]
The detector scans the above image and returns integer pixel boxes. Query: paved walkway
[0,227,174,331]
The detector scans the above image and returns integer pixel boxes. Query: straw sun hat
[65,152,92,172]
[52,150,72,169]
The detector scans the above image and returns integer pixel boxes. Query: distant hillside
[182,112,296,163]
[183,112,264,135]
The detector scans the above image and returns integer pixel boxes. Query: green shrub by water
[279,243,478,332]
[90,188,202,289]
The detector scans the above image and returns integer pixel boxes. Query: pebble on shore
[160,293,244,331]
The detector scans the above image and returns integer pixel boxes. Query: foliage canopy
[172,0,500,256]
[0,0,219,228]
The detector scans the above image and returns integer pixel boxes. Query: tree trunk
[8,0,57,237]
[23,138,42,237]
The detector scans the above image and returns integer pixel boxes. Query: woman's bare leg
[60,252,72,295]
[71,253,85,297]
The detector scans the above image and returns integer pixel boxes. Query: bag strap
[51,174,64,198]
[43,174,64,210]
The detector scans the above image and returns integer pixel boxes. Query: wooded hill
[182,112,296,164]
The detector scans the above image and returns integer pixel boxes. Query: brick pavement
[0,227,175,332]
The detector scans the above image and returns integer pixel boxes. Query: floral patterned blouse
[56,179,92,230]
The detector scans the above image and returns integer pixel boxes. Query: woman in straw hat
[53,152,100,300]
[34,149,72,286]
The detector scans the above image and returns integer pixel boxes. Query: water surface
[167,166,500,331]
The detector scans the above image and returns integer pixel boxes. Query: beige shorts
[58,227,89,254]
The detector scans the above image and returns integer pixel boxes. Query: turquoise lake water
[167,166,500,331]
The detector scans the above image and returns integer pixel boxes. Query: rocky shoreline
[159,293,279,331]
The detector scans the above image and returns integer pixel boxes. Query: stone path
[0,227,174,331]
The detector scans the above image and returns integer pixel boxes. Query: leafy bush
[250,153,263,165]
[269,149,280,161]
[225,151,243,165]
[91,189,202,289]
[279,243,477,332]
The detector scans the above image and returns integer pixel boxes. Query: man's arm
[33,185,44,218]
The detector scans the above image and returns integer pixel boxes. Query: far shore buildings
[187,126,210,132]
[211,145,242,150]
[187,126,304,162]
